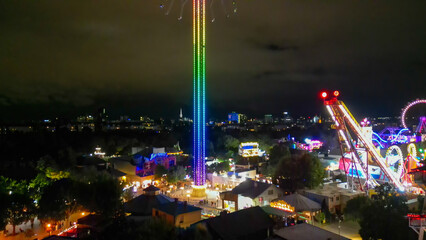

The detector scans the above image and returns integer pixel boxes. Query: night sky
[1,0,425,122]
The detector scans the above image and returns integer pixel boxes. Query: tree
[321,199,331,223]
[269,144,290,166]
[38,178,77,224]
[359,199,409,240]
[154,165,168,180]
[274,153,324,191]
[207,160,230,174]
[75,174,123,218]
[417,195,424,213]
[358,183,412,240]
[303,154,325,188]
[344,196,371,221]
[167,166,186,184]
[28,173,52,203]
[224,135,239,153]
[257,134,275,154]
[0,178,33,235]
[0,178,10,231]
[6,191,32,235]
[260,164,276,177]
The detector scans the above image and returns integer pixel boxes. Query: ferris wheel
[401,99,426,133]
[385,145,405,180]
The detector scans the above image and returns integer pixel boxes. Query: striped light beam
[193,0,206,187]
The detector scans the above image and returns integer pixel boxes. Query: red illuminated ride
[321,91,406,191]
[407,213,426,240]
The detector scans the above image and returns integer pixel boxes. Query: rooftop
[273,193,321,212]
[304,183,364,197]
[156,201,202,216]
[109,168,126,178]
[274,223,351,240]
[231,179,272,199]
[124,193,173,216]
[261,205,294,217]
[143,185,160,192]
[202,206,273,240]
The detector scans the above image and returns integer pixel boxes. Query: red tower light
[333,91,340,97]
[321,92,328,98]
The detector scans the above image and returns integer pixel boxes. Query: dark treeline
[0,128,188,180]
[0,123,338,180]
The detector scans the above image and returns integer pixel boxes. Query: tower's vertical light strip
[192,0,197,185]
[201,0,206,184]
[193,0,206,187]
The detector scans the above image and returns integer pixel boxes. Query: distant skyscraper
[228,112,247,124]
[264,114,273,124]
[283,112,293,123]
[239,114,247,123]
[228,112,240,124]
[95,107,106,132]
[179,108,183,119]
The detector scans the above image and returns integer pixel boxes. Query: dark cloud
[0,0,425,121]
[265,44,299,52]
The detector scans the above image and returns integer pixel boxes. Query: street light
[338,219,341,237]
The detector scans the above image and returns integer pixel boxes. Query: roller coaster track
[325,98,405,191]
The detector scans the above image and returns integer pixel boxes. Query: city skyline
[1,1,425,239]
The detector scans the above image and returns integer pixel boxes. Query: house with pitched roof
[220,179,283,211]
[124,185,173,217]
[269,193,322,223]
[152,199,202,229]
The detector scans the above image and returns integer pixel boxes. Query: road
[316,220,362,240]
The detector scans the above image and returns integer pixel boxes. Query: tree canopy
[167,166,187,184]
[345,183,416,240]
[274,152,324,191]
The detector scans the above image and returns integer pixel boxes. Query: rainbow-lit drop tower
[191,0,207,197]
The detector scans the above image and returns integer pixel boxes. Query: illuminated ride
[401,99,426,133]
[238,142,265,157]
[371,100,426,148]
[321,91,423,191]
[293,138,324,152]
[191,0,208,197]
[384,146,404,181]
[159,0,238,197]
[372,127,412,148]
